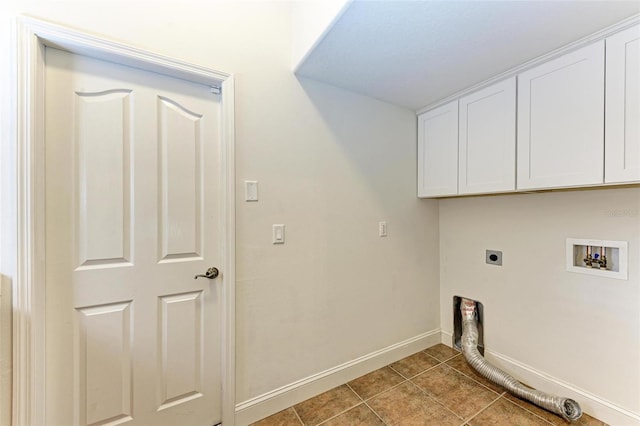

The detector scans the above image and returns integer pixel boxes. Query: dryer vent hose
[460,298,582,422]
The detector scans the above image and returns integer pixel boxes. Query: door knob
[194,267,219,280]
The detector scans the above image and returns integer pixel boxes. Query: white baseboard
[440,330,640,426]
[486,350,640,426]
[234,329,441,426]
[441,330,453,346]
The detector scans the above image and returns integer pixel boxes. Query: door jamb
[13,16,236,426]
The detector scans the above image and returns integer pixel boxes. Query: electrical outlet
[485,250,502,266]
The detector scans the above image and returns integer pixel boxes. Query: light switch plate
[379,221,387,237]
[272,224,285,244]
[245,180,258,201]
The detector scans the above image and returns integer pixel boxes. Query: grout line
[345,383,363,400]
[346,383,389,426]
[422,345,461,363]
[421,350,444,363]
[363,399,390,426]
[312,385,363,426]
[410,363,443,379]
[412,381,466,424]
[362,379,408,402]
[442,357,507,397]
[389,359,445,381]
[388,364,413,380]
[313,401,365,426]
[405,377,465,423]
[432,354,459,363]
[421,350,446,363]
[500,395,558,425]
[291,406,305,425]
[462,392,504,424]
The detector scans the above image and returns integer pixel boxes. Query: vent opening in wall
[453,296,484,355]
[566,238,628,280]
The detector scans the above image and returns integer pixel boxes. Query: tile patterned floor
[250,344,608,426]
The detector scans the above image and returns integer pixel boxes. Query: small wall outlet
[485,250,502,266]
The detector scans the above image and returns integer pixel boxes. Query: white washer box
[566,238,628,280]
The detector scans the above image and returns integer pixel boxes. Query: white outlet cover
[379,221,387,237]
[245,180,258,201]
[273,224,285,244]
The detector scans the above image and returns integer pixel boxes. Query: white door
[45,47,222,426]
[605,23,640,184]
[517,41,605,190]
[458,77,516,195]
[417,100,459,197]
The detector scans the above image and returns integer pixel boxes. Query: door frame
[12,16,236,426]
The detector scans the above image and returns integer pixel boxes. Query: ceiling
[295,0,640,111]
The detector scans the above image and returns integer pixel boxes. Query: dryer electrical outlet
[485,249,502,266]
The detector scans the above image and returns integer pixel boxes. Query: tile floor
[251,344,607,426]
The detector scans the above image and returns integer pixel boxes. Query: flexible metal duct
[460,298,582,422]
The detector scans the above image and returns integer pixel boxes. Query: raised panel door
[45,47,222,426]
[417,100,459,197]
[605,24,640,183]
[517,41,605,190]
[458,77,516,194]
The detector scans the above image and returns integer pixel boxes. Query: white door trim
[13,16,236,426]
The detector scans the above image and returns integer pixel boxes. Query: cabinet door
[517,41,605,190]
[605,24,640,183]
[417,100,458,197]
[458,78,516,194]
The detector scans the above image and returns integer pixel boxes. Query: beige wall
[0,0,440,415]
[439,187,640,417]
[236,77,441,400]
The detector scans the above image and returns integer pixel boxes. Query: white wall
[236,75,441,402]
[439,188,640,423]
[290,0,351,71]
[0,0,440,421]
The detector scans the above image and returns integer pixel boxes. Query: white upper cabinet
[458,78,516,194]
[605,24,640,183]
[417,100,458,197]
[517,41,605,190]
[416,22,639,198]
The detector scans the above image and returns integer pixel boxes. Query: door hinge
[211,86,221,95]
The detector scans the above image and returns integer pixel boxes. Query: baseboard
[234,329,441,426]
[486,350,640,426]
[440,330,453,346]
[440,330,640,426]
